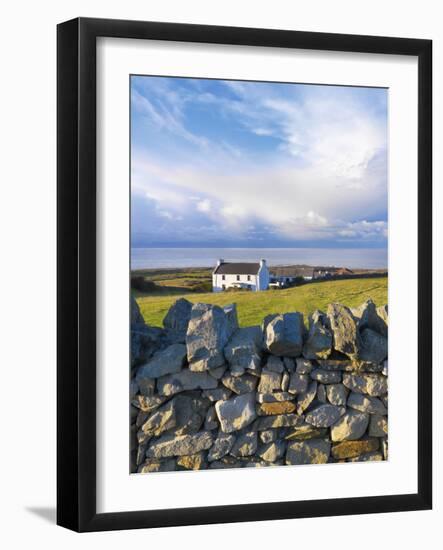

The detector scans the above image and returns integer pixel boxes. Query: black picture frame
[57,17,432,532]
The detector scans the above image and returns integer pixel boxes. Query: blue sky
[131,76,387,248]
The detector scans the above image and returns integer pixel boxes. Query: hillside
[135,276,388,328]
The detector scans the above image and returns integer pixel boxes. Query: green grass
[135,276,388,328]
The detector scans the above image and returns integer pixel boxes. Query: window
[247,275,251,281]
[222,275,225,280]
[236,275,240,281]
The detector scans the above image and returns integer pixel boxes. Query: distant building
[212,259,270,292]
[270,265,354,286]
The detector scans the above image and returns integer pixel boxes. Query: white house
[212,259,270,292]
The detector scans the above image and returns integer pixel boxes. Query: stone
[283,357,296,372]
[134,372,155,397]
[165,394,209,436]
[315,359,383,373]
[348,452,383,462]
[252,414,305,431]
[131,295,145,325]
[224,325,263,374]
[359,328,388,363]
[327,303,361,359]
[208,433,236,461]
[326,384,348,406]
[256,392,295,403]
[258,440,286,462]
[266,355,285,373]
[317,384,327,403]
[296,381,318,415]
[382,360,388,376]
[132,394,168,413]
[310,369,342,384]
[259,430,277,444]
[286,439,331,465]
[265,312,304,357]
[176,452,207,470]
[353,299,388,337]
[381,437,388,460]
[136,343,187,379]
[347,392,387,415]
[131,324,167,368]
[330,410,370,441]
[368,414,388,437]
[186,303,238,371]
[296,358,314,374]
[230,431,258,457]
[342,373,388,397]
[215,392,257,433]
[331,438,379,459]
[138,459,176,473]
[210,456,243,469]
[285,423,328,441]
[157,370,218,396]
[303,310,333,359]
[146,431,213,458]
[221,374,258,395]
[376,305,389,337]
[305,404,345,428]
[208,364,227,380]
[288,373,309,395]
[204,406,219,430]
[163,298,193,335]
[257,370,282,393]
[139,400,176,438]
[281,371,290,392]
[202,388,232,402]
[257,401,296,416]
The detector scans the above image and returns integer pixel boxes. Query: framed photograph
[57,17,432,532]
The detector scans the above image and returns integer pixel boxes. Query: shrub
[131,276,158,292]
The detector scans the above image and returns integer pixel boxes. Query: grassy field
[135,276,388,328]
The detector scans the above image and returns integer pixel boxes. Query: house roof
[214,262,261,275]
[270,266,314,278]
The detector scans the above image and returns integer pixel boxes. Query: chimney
[217,259,224,266]
[260,259,266,267]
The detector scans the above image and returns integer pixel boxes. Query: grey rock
[138,459,176,473]
[163,297,192,335]
[168,394,209,436]
[347,392,387,415]
[377,305,389,337]
[266,355,284,373]
[146,431,213,458]
[310,369,342,384]
[303,310,332,359]
[353,299,387,337]
[176,452,208,470]
[327,303,361,359]
[258,440,286,462]
[288,373,309,395]
[281,371,290,392]
[137,343,187,379]
[380,437,388,460]
[342,373,388,397]
[256,392,295,403]
[296,381,318,415]
[131,295,145,325]
[305,404,345,428]
[230,431,258,457]
[368,414,388,437]
[257,370,282,393]
[221,374,258,395]
[204,405,219,430]
[157,370,218,396]
[286,439,331,465]
[224,326,263,374]
[296,358,314,374]
[265,312,304,357]
[359,328,388,363]
[330,410,370,441]
[209,457,243,469]
[134,369,155,397]
[215,392,257,433]
[326,384,348,406]
[285,423,328,441]
[186,303,238,371]
[208,364,227,380]
[317,384,327,403]
[139,400,177,438]
[208,433,236,461]
[202,388,232,402]
[252,414,305,431]
[283,357,296,372]
[259,430,277,444]
[348,451,384,462]
[132,394,168,413]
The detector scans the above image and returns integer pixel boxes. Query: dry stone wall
[130,297,388,473]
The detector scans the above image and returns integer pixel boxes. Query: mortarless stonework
[130,297,388,473]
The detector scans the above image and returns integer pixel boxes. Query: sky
[131,75,388,249]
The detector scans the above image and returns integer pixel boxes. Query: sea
[131,247,387,270]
